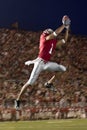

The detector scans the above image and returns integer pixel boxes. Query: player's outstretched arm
[46,25,65,40]
[46,15,71,41]
[56,26,70,48]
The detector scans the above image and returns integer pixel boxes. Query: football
[62,15,71,26]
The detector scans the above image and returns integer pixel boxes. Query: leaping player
[15,15,71,109]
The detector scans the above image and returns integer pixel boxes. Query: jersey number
[49,43,53,54]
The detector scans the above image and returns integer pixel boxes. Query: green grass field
[0,119,87,130]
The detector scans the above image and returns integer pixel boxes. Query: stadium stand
[0,28,87,120]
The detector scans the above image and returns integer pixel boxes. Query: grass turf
[0,119,87,130]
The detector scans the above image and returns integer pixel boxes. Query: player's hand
[65,25,70,30]
[62,15,71,27]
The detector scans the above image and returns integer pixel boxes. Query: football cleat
[15,100,20,110]
[44,82,57,92]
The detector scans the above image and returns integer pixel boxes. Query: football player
[15,15,71,109]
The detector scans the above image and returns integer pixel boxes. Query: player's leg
[15,83,31,109]
[15,81,33,109]
[44,75,57,92]
[43,62,66,91]
[15,60,44,109]
[44,61,66,72]
[47,75,55,84]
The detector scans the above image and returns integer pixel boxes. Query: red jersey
[38,33,57,61]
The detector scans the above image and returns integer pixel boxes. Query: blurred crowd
[0,27,87,121]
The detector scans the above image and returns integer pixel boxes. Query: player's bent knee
[60,65,66,72]
[63,67,66,72]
